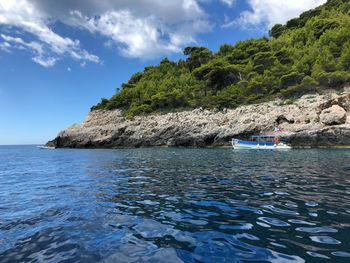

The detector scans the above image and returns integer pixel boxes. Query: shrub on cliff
[281,76,319,98]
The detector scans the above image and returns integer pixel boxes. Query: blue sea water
[0,146,350,263]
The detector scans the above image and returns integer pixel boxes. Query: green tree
[269,24,285,38]
[338,42,350,70]
[183,47,213,71]
[193,61,242,95]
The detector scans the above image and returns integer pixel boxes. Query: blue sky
[0,0,326,144]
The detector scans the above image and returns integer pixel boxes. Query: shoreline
[47,91,350,149]
[48,143,350,149]
[49,145,350,150]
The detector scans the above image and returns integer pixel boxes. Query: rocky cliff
[47,90,350,148]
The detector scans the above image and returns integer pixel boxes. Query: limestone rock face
[319,105,347,125]
[47,91,350,148]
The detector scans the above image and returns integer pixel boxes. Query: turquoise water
[1,146,350,262]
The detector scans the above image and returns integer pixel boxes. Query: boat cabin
[250,135,278,143]
[243,135,279,147]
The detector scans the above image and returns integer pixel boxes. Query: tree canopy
[92,0,350,116]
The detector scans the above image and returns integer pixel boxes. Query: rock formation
[47,90,350,148]
[319,105,347,125]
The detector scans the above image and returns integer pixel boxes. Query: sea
[1,145,350,262]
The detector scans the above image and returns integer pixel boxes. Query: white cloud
[220,0,235,7]
[70,10,178,59]
[0,40,11,52]
[0,34,57,67]
[32,56,57,67]
[225,0,327,29]
[0,0,97,66]
[33,0,205,25]
[67,1,211,59]
[0,0,212,64]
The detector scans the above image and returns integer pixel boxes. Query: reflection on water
[0,146,350,262]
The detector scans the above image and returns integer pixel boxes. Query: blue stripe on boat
[236,140,275,146]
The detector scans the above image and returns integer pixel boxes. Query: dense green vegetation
[92,0,350,116]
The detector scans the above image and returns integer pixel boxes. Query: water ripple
[0,146,350,262]
[258,217,290,227]
[310,236,341,245]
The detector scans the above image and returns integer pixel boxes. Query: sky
[0,0,327,144]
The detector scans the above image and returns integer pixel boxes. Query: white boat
[232,135,291,150]
[37,145,56,149]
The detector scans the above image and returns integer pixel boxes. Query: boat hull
[232,139,291,150]
[37,146,56,149]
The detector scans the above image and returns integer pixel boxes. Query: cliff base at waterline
[47,91,350,148]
